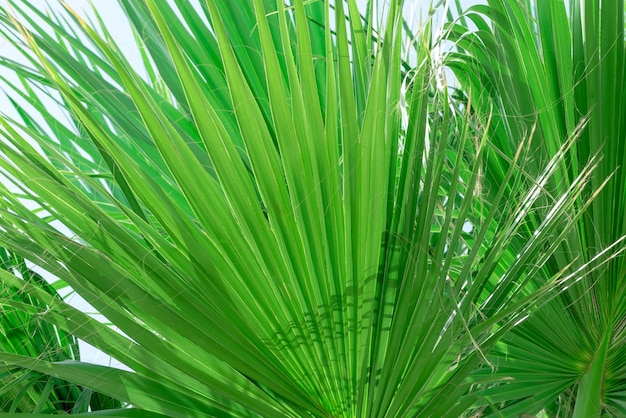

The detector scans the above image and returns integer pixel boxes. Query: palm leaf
[0,0,618,416]
[0,248,121,413]
[445,0,626,415]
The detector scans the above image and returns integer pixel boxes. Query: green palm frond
[445,0,626,416]
[0,0,620,416]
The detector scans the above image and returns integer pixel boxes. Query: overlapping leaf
[0,0,621,416]
[445,0,626,415]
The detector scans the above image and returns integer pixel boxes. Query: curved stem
[572,329,611,418]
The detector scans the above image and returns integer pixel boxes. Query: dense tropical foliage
[445,1,626,415]
[0,248,121,413]
[0,0,623,416]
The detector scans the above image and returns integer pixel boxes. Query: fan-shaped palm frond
[445,0,626,416]
[0,0,620,416]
